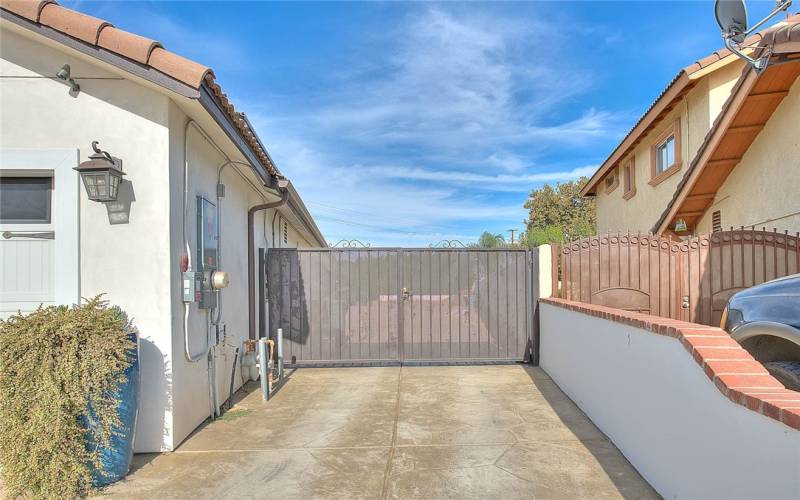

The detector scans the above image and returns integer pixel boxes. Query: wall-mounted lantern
[74,141,125,202]
[674,218,688,233]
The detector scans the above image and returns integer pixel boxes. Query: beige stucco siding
[596,81,709,233]
[595,61,745,234]
[1,25,175,451]
[696,76,800,233]
[707,61,746,120]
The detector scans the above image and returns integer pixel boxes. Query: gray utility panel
[265,248,538,366]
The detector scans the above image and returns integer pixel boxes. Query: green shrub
[0,296,135,498]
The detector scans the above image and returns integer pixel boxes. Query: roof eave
[0,8,199,98]
[579,70,692,197]
[1,7,282,189]
[198,84,277,188]
[652,66,760,234]
[284,181,327,247]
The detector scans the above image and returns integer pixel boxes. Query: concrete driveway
[103,365,656,499]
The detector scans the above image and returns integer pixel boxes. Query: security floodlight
[56,64,70,80]
[56,63,80,93]
[714,0,793,71]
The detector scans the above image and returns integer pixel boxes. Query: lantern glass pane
[97,182,109,200]
[110,175,119,199]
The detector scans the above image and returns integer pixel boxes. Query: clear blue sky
[68,1,780,246]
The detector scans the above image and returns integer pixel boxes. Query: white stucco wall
[696,76,800,234]
[2,24,321,452]
[166,100,295,447]
[539,303,800,499]
[1,25,175,452]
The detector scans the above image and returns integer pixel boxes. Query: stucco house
[0,0,325,452]
[582,14,800,238]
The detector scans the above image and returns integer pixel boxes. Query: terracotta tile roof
[580,13,800,197]
[0,0,281,178]
[97,26,161,65]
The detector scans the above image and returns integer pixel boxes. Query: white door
[0,150,79,319]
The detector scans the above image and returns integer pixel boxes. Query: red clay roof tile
[97,26,161,65]
[0,0,52,21]
[147,46,212,88]
[39,3,110,44]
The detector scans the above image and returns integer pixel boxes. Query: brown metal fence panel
[559,233,679,317]
[681,229,800,325]
[267,248,534,365]
[557,228,800,326]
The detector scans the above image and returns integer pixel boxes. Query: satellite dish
[715,0,748,44]
[713,0,793,72]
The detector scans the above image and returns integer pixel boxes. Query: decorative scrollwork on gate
[429,239,467,248]
[329,239,371,248]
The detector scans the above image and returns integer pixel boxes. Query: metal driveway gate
[266,248,536,366]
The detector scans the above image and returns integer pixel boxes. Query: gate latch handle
[402,287,410,300]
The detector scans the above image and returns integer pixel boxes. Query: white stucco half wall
[539,302,800,499]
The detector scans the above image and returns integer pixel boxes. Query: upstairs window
[604,168,619,194]
[650,119,682,186]
[622,158,636,200]
[656,136,675,175]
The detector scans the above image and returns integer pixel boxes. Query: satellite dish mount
[715,0,793,71]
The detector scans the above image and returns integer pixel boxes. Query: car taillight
[720,306,729,330]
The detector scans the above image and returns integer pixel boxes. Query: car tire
[764,361,800,392]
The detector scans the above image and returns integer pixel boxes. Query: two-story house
[582,14,799,238]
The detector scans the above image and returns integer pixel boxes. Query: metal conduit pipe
[182,119,209,363]
[271,210,280,249]
[248,184,289,340]
[214,158,267,326]
[182,119,275,361]
[183,118,281,421]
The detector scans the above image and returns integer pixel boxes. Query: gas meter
[182,196,229,308]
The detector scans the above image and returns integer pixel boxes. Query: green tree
[522,177,596,245]
[473,231,506,248]
[520,225,565,247]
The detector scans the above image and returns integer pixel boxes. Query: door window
[0,176,52,224]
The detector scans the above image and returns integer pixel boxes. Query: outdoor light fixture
[674,218,688,233]
[74,141,125,202]
[56,63,80,93]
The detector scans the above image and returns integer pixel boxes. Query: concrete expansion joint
[380,366,403,500]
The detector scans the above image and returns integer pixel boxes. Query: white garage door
[0,150,79,319]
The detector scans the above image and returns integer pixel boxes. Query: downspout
[249,183,289,340]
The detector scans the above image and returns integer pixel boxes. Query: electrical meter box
[196,196,218,309]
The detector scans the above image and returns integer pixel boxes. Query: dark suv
[721,274,800,391]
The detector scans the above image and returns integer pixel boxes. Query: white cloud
[358,165,597,191]
[284,8,617,153]
[238,7,620,246]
